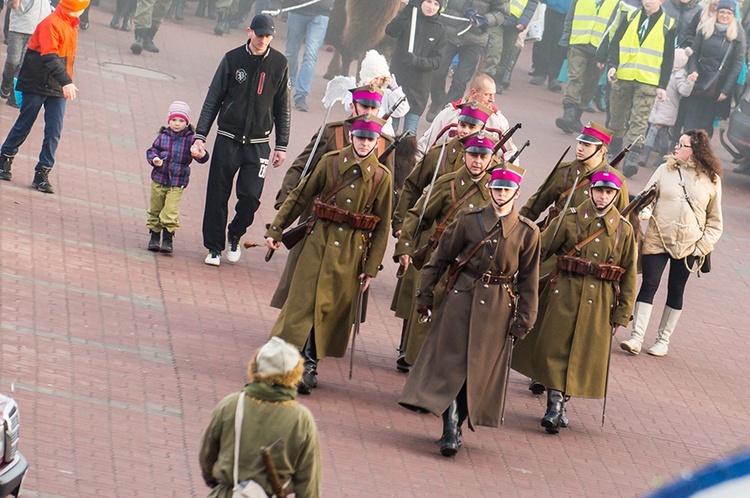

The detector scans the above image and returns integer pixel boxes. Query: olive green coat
[399,205,540,428]
[198,386,321,498]
[395,166,492,364]
[266,146,393,357]
[512,199,638,399]
[271,121,393,309]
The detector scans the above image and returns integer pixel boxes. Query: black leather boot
[130,29,145,54]
[160,228,173,253]
[142,29,160,53]
[608,136,623,162]
[440,400,461,457]
[109,12,123,29]
[121,16,132,31]
[298,332,318,395]
[555,104,577,134]
[571,107,584,133]
[541,389,565,433]
[148,230,161,252]
[31,166,54,194]
[528,379,545,395]
[0,154,13,181]
[623,145,641,178]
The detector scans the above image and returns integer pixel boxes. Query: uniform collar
[481,203,519,236]
[339,145,378,180]
[576,200,622,235]
[455,166,490,200]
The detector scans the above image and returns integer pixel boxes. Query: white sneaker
[204,250,221,266]
[227,237,241,263]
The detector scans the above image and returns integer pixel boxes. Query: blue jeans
[391,113,421,136]
[285,12,329,101]
[1,92,67,170]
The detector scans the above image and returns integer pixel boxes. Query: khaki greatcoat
[399,205,540,428]
[270,121,393,309]
[512,199,637,399]
[266,146,392,357]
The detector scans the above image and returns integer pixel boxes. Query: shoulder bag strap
[233,392,245,487]
[676,168,705,231]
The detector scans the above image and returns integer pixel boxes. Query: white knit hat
[255,337,301,377]
[167,100,190,124]
[359,50,391,86]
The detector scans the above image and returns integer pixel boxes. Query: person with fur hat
[199,337,322,497]
[399,163,540,457]
[265,114,393,395]
[638,47,695,168]
[145,101,209,254]
[512,170,637,435]
[0,0,89,193]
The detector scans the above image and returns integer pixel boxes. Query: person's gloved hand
[466,8,489,30]
[402,52,420,67]
[416,304,432,322]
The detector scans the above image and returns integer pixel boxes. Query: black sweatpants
[637,253,696,310]
[202,135,270,252]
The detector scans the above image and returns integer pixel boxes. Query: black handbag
[691,42,732,99]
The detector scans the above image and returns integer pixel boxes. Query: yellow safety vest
[510,0,529,19]
[569,0,621,48]
[616,10,674,86]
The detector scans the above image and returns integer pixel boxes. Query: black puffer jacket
[662,0,703,48]
[386,3,447,115]
[688,24,746,100]
[439,0,508,47]
[196,43,291,151]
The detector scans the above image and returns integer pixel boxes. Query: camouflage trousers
[563,46,602,110]
[608,79,658,144]
[133,0,172,30]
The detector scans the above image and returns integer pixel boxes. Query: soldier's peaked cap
[460,130,498,155]
[489,163,525,190]
[457,101,493,126]
[349,84,384,108]
[577,121,613,145]
[590,170,622,190]
[349,113,386,139]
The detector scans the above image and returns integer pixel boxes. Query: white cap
[256,337,301,377]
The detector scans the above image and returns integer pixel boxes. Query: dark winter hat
[590,170,622,190]
[717,0,736,12]
[167,101,190,124]
[349,114,386,139]
[457,101,493,126]
[250,14,275,36]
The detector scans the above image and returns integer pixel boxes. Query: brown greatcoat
[399,204,540,428]
[266,146,393,357]
[394,166,491,364]
[390,135,465,318]
[512,199,638,399]
[271,120,394,309]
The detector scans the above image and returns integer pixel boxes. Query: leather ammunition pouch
[556,255,625,282]
[313,199,381,231]
[411,225,445,271]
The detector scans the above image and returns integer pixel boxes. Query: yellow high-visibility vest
[569,0,621,48]
[510,0,529,19]
[616,10,674,86]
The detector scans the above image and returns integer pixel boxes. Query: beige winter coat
[639,158,723,259]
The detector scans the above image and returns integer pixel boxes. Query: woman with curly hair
[620,129,723,357]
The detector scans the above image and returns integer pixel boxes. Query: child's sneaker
[204,250,221,266]
[227,235,241,263]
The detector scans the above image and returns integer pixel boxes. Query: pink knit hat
[167,101,190,124]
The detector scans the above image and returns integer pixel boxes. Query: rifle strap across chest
[439,181,480,229]
[323,155,384,213]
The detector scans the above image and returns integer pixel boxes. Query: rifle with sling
[492,122,522,157]
[260,439,287,498]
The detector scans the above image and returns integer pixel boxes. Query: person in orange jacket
[0,0,89,194]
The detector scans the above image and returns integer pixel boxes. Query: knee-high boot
[439,400,461,457]
[541,389,565,433]
[620,301,653,355]
[298,331,318,394]
[647,306,681,357]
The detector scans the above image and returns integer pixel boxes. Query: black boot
[130,29,145,54]
[207,0,217,19]
[142,29,160,53]
[608,136,623,162]
[0,154,13,181]
[31,166,54,194]
[637,145,652,167]
[528,379,546,395]
[439,400,461,457]
[623,145,641,178]
[555,104,577,134]
[174,0,185,20]
[571,107,584,134]
[195,0,207,17]
[559,396,570,428]
[541,389,565,433]
[214,11,229,35]
[160,228,173,253]
[121,15,132,31]
[109,12,123,29]
[298,332,318,394]
[148,230,161,251]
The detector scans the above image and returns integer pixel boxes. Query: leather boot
[0,154,13,181]
[148,230,161,252]
[620,301,653,355]
[297,332,318,394]
[528,379,545,395]
[559,396,570,428]
[142,29,160,53]
[439,400,461,457]
[174,0,185,20]
[214,11,230,35]
[555,104,577,134]
[160,228,173,253]
[571,107,584,133]
[647,306,681,357]
[130,29,145,54]
[31,166,54,193]
[121,15,132,31]
[541,389,565,433]
[623,145,641,177]
[109,12,123,29]
[608,136,623,162]
[195,0,207,17]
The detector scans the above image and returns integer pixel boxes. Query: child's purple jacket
[147,125,209,188]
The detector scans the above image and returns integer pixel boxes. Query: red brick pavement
[1,5,750,497]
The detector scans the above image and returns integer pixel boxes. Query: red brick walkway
[1,5,749,497]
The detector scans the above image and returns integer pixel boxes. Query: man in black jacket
[194,14,291,267]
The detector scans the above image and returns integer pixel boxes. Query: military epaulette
[518,214,537,230]
[467,205,485,214]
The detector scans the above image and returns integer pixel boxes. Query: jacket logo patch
[236,69,247,83]
[429,37,435,41]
